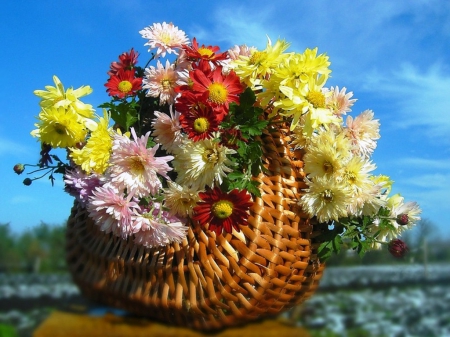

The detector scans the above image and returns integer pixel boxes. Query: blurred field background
[1,219,449,337]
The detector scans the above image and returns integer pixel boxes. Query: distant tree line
[327,218,450,266]
[0,222,67,273]
[0,218,448,273]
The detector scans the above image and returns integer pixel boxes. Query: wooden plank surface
[33,311,311,337]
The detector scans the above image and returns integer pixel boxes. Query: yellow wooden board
[33,311,311,337]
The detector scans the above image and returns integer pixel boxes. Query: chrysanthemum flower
[151,109,183,153]
[193,187,253,235]
[31,106,87,148]
[172,138,235,190]
[108,128,174,197]
[139,22,189,58]
[344,109,380,158]
[231,37,290,87]
[33,75,95,119]
[143,59,179,105]
[108,48,139,76]
[70,112,113,174]
[87,185,141,239]
[303,143,344,179]
[340,156,377,214]
[299,176,351,223]
[274,50,331,91]
[133,204,188,248]
[183,37,228,64]
[105,69,142,98]
[326,86,357,117]
[163,181,202,217]
[191,66,243,119]
[179,104,219,141]
[64,166,101,206]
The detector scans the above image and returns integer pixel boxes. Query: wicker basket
[66,123,325,331]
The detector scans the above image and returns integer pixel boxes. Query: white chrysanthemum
[151,109,183,153]
[143,59,179,105]
[299,176,352,223]
[163,181,202,217]
[303,143,344,179]
[340,156,377,214]
[345,110,380,158]
[172,138,235,190]
[139,22,189,58]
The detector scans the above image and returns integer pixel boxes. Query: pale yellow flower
[33,75,95,119]
[163,181,202,217]
[299,176,351,223]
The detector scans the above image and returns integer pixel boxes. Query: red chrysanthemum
[183,38,228,64]
[108,48,139,76]
[193,187,252,236]
[179,104,219,141]
[191,66,244,120]
[105,69,142,98]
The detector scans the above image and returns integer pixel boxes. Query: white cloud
[362,63,450,142]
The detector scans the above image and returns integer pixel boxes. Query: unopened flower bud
[396,214,409,226]
[23,178,33,186]
[388,239,408,258]
[14,164,25,175]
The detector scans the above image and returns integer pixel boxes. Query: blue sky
[1,1,449,238]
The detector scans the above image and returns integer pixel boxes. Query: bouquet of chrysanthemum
[14,21,424,329]
[15,21,421,261]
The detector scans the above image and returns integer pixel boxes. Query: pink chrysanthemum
[87,185,140,239]
[108,128,174,197]
[326,86,357,117]
[151,109,183,153]
[344,110,380,158]
[143,59,179,105]
[139,22,189,58]
[133,203,188,248]
[64,166,101,206]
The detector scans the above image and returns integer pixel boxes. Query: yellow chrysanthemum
[275,49,331,90]
[70,112,113,174]
[34,75,95,119]
[31,106,87,148]
[231,37,291,87]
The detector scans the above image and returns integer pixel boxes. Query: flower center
[54,123,66,135]
[344,171,357,185]
[323,161,334,174]
[306,91,326,108]
[118,80,132,93]
[202,148,219,163]
[197,47,214,58]
[159,32,172,44]
[193,117,210,133]
[161,79,172,90]
[249,51,267,66]
[212,200,234,219]
[208,83,228,104]
[321,189,334,202]
[130,156,145,174]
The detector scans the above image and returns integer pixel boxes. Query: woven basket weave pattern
[66,124,324,330]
